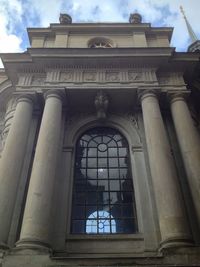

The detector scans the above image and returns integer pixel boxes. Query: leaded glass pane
[71,127,137,234]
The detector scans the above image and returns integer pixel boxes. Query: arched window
[88,37,114,48]
[71,127,137,234]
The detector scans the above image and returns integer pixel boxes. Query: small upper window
[88,37,114,48]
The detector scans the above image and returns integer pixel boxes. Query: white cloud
[0,0,23,67]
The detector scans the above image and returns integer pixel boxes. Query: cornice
[171,52,200,62]
[1,48,199,86]
[0,47,175,63]
[27,24,172,37]
[27,25,173,46]
[28,47,174,57]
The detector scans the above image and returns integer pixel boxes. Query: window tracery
[71,127,137,234]
[88,37,114,48]
[90,42,112,48]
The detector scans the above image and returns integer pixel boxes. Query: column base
[15,238,51,254]
[159,236,193,251]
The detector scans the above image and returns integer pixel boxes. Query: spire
[180,5,198,43]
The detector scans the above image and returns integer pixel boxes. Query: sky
[0,0,200,68]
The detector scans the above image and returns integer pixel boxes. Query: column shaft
[170,94,200,224]
[17,91,62,250]
[0,96,33,246]
[141,91,191,247]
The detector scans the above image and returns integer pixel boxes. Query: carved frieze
[58,68,154,83]
[60,71,74,82]
[46,70,60,82]
[18,68,158,86]
[31,75,46,85]
[83,71,97,82]
[105,71,120,82]
[158,72,185,86]
[128,71,142,81]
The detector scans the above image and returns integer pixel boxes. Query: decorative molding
[131,146,143,153]
[1,96,18,148]
[114,111,142,143]
[0,112,5,154]
[158,72,185,86]
[6,96,18,112]
[46,70,60,82]
[125,112,139,129]
[105,71,120,82]
[83,71,97,82]
[18,74,32,86]
[128,71,142,81]
[31,74,46,85]
[60,71,73,82]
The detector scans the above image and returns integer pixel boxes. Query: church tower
[180,5,200,52]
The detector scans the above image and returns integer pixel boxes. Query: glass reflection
[98,180,109,191]
[108,147,118,157]
[88,148,97,157]
[110,180,120,191]
[98,168,108,179]
[86,211,116,234]
[98,158,107,168]
[119,158,127,168]
[98,192,110,204]
[87,169,97,179]
[109,169,119,179]
[109,158,118,167]
[119,147,127,157]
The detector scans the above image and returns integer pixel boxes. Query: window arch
[71,127,138,234]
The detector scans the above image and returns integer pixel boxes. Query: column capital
[44,89,65,103]
[168,91,190,105]
[13,93,36,105]
[138,89,158,102]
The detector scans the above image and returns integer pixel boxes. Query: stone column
[140,90,191,248]
[16,90,63,251]
[0,95,33,248]
[170,93,200,225]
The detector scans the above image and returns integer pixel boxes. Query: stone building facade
[0,13,200,267]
